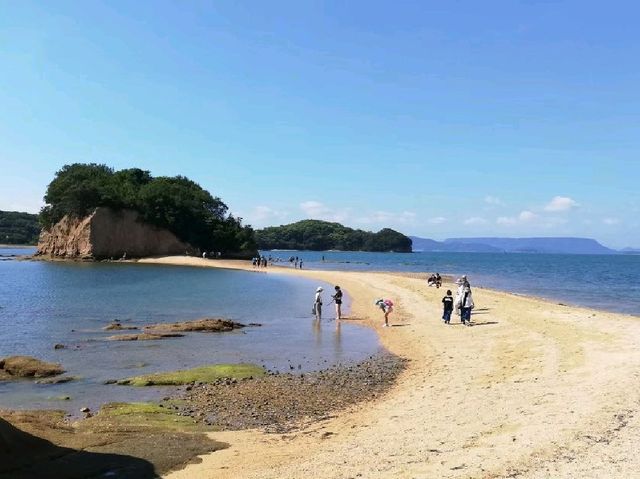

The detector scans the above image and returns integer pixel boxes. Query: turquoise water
[266,250,640,316]
[0,251,380,411]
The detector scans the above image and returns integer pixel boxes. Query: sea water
[269,250,640,316]
[0,250,380,411]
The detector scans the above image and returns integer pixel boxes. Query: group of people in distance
[427,273,442,288]
[312,273,474,328]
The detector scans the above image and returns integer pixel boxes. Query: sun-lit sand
[139,256,640,479]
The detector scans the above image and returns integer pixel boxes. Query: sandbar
[133,256,640,478]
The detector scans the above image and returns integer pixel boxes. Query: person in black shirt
[332,285,343,319]
[442,289,454,324]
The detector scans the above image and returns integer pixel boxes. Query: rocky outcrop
[0,356,65,379]
[145,318,246,333]
[37,207,194,259]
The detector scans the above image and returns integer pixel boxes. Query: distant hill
[410,236,617,255]
[410,236,501,253]
[0,210,40,245]
[256,220,412,252]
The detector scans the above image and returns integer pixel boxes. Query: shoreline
[4,256,640,477]
[135,256,640,479]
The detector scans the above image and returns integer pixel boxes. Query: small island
[36,164,258,259]
[255,219,412,252]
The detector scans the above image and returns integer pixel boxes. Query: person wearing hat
[313,286,324,320]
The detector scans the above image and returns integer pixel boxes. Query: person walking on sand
[332,286,343,320]
[375,298,394,327]
[299,259,303,269]
[442,289,454,324]
[455,277,474,326]
[313,287,323,320]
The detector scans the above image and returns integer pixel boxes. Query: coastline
[131,256,640,478]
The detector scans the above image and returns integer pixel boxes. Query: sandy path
[138,257,640,478]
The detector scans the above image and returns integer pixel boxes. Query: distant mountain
[410,237,501,253]
[620,247,640,255]
[410,236,617,255]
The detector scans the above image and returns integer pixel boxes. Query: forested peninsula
[255,220,412,252]
[38,163,257,258]
[0,211,40,245]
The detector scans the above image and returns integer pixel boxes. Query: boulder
[0,356,65,379]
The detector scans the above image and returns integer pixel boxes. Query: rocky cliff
[37,208,193,259]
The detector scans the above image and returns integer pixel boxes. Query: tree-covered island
[0,211,40,245]
[40,163,257,256]
[255,220,412,252]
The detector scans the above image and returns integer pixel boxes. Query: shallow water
[0,256,381,411]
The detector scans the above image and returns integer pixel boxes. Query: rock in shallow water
[0,356,65,379]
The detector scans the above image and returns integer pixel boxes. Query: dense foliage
[40,163,257,255]
[0,211,40,245]
[255,220,412,252]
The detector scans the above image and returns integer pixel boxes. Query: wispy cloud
[464,217,488,225]
[544,196,579,212]
[484,195,504,206]
[428,216,447,225]
[300,200,350,223]
[251,206,289,221]
[497,210,538,225]
[602,217,621,225]
[356,210,417,226]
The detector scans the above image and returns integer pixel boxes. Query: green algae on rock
[117,363,266,386]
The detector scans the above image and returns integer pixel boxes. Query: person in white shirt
[313,287,323,320]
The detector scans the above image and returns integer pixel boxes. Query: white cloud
[544,196,579,212]
[496,210,538,225]
[484,195,504,206]
[251,206,289,221]
[496,216,516,225]
[299,200,350,223]
[519,210,538,222]
[428,216,447,225]
[603,217,621,225]
[357,210,417,226]
[464,217,488,225]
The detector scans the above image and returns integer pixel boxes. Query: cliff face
[37,208,193,259]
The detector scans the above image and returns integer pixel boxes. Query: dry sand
[138,257,640,479]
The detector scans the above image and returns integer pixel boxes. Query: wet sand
[137,256,640,479]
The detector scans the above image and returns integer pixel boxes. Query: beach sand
[138,257,640,479]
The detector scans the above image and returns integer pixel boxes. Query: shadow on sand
[0,417,158,479]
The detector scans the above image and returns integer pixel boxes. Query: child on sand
[442,289,454,324]
[375,299,394,327]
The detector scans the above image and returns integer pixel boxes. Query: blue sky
[1,1,639,248]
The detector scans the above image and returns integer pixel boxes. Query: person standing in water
[332,286,343,320]
[313,287,323,320]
